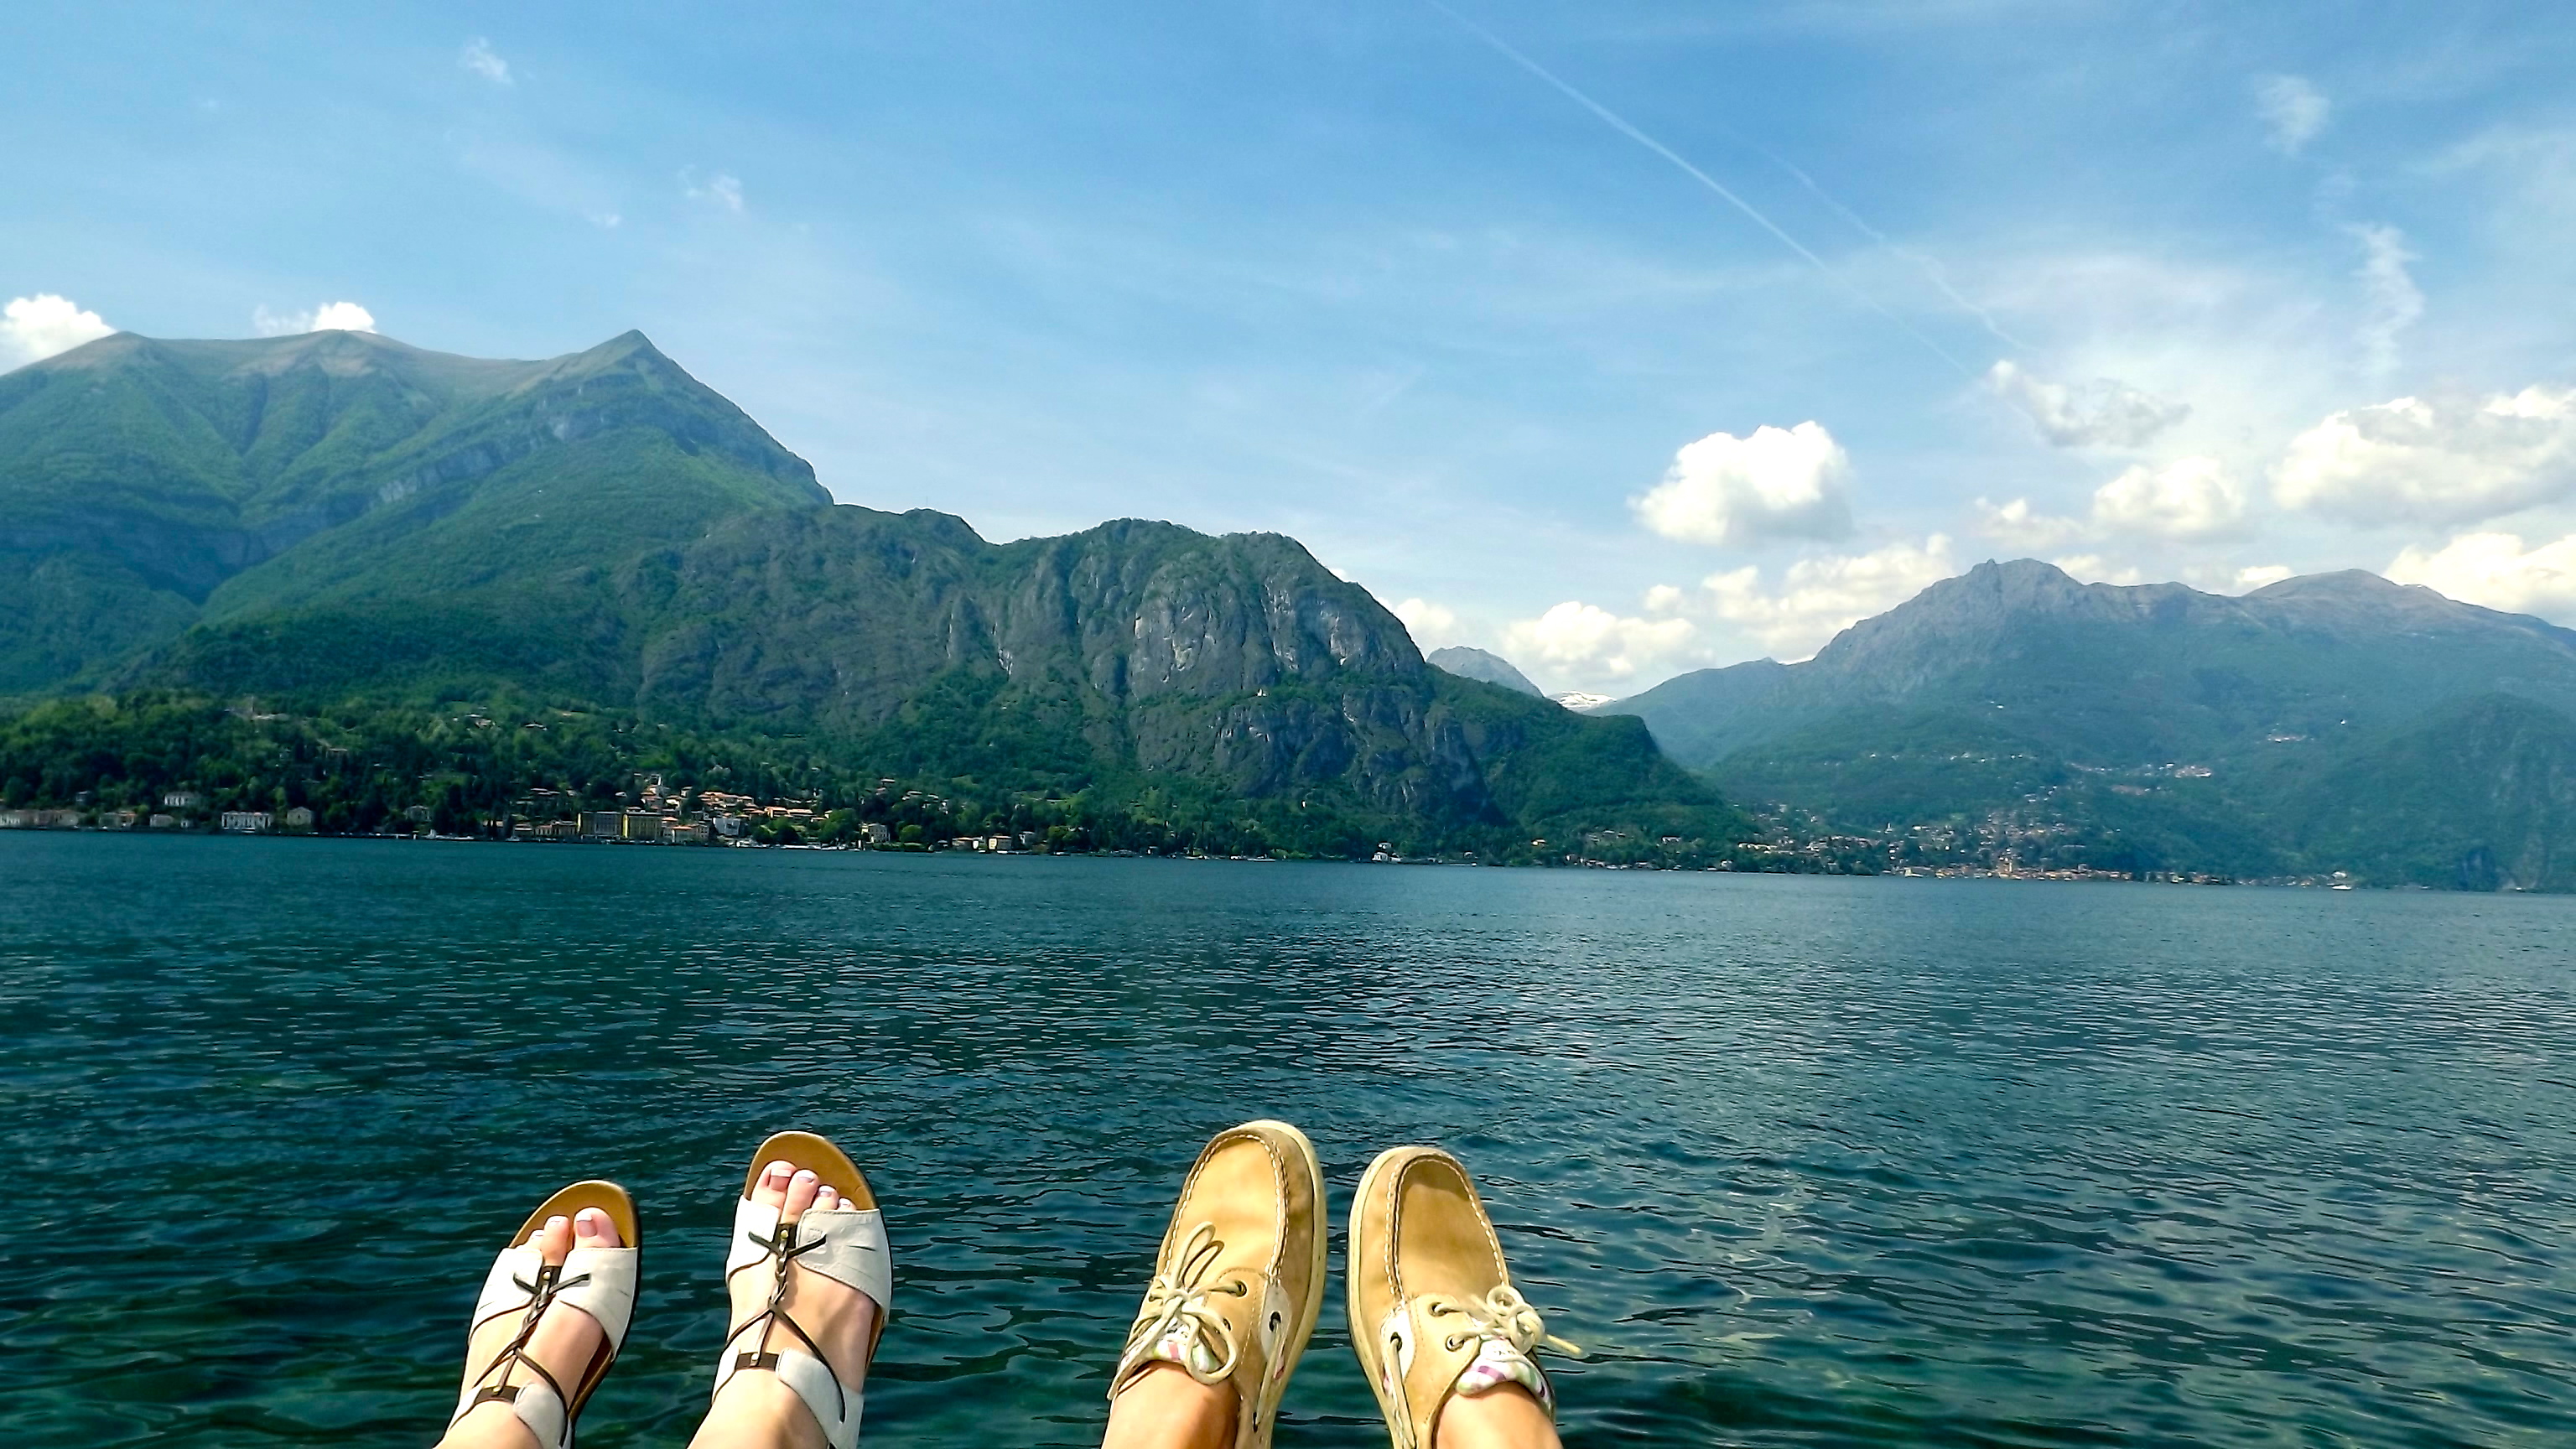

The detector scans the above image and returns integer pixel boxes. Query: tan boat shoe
[1348,1146,1581,1449]
[1109,1119,1327,1449]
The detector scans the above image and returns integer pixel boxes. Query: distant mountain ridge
[1601,559,2576,887]
[0,330,1738,856]
[1429,646,1544,697]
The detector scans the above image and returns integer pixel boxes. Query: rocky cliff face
[622,508,1506,825]
[0,330,1731,847]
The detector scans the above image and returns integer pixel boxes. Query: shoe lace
[1122,1221,1252,1385]
[1422,1284,1582,1359]
[725,1216,849,1422]
[469,1260,600,1414]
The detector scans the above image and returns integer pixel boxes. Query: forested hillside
[1602,560,2576,888]
[0,330,1745,860]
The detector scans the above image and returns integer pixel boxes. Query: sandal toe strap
[724,1199,892,1312]
[475,1245,641,1340]
[455,1243,640,1449]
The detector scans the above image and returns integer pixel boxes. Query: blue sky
[8,1,2576,693]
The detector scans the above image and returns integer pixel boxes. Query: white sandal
[449,1181,641,1449]
[712,1131,892,1449]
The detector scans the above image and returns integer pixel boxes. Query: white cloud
[2090,456,2247,538]
[2386,532,2576,621]
[683,169,745,213]
[2275,387,2576,525]
[460,37,512,85]
[313,301,377,331]
[1631,421,1852,546]
[253,301,378,337]
[2257,75,2330,156]
[1390,597,1465,651]
[1701,535,1958,660]
[1503,602,1698,683]
[2232,564,2294,591]
[1976,455,2245,549]
[1,293,114,366]
[1497,538,1966,683]
[1974,495,2087,548]
[2350,225,2423,378]
[1985,360,2189,448]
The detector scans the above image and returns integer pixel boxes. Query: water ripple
[3,839,2574,1446]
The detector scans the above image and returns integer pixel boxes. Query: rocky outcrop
[4,330,1735,848]
[624,507,1515,824]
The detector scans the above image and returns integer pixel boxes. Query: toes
[782,1168,821,1220]
[537,1214,573,1265]
[814,1187,841,1213]
[753,1160,796,1208]
[573,1206,621,1249]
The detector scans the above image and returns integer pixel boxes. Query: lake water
[4,837,2574,1447]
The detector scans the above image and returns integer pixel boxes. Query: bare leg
[1101,1361,1234,1449]
[1101,1120,1325,1449]
[1436,1386,1562,1449]
[1348,1147,1578,1449]
[437,1209,622,1449]
[688,1165,878,1449]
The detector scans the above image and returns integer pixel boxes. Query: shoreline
[0,825,2501,891]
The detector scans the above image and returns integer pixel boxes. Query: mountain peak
[1954,557,2099,603]
[1971,557,2080,585]
[1429,646,1544,697]
[1858,557,2091,630]
[583,328,663,361]
[2244,569,2403,600]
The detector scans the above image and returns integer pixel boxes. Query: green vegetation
[0,327,1756,860]
[0,329,824,693]
[1613,561,2576,890]
[0,688,1748,862]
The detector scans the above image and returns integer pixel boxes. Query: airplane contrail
[1753,149,2031,351]
[1420,0,1974,377]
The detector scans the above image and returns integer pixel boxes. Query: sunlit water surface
[3,837,2573,1447]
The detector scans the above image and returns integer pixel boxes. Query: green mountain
[0,327,826,695]
[1602,559,2576,887]
[0,330,1739,857]
[1429,646,1545,698]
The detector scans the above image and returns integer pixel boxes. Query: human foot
[698,1135,889,1449]
[1105,1120,1325,1449]
[444,1184,640,1449]
[1347,1148,1577,1449]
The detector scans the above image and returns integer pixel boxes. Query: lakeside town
[0,776,2375,887]
[0,774,1053,854]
